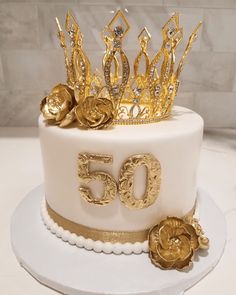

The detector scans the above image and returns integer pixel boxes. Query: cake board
[11,185,226,295]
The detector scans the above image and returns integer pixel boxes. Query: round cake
[37,10,210,266]
[39,106,203,253]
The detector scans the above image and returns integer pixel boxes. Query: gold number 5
[78,153,117,205]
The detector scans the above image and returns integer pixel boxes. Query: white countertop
[0,127,235,295]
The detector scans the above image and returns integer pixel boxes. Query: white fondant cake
[39,106,203,253]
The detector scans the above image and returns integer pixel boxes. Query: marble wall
[0,0,235,128]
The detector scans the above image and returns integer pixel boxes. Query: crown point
[65,11,71,31]
[66,11,79,33]
[107,9,130,39]
[194,21,203,33]
[162,13,180,37]
[172,12,180,25]
[138,27,151,42]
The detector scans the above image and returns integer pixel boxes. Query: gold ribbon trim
[46,202,195,244]
[46,202,148,243]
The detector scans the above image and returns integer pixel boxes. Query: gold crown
[40,10,202,129]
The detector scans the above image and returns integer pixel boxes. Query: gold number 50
[78,153,161,209]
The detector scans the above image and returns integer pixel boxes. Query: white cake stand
[11,185,226,295]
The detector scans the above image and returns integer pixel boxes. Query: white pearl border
[40,199,148,254]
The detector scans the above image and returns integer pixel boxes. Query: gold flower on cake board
[75,95,114,130]
[148,217,209,270]
[40,84,76,127]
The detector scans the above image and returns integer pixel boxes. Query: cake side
[39,106,203,233]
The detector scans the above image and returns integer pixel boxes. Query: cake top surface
[39,106,203,141]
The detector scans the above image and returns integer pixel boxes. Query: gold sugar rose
[75,96,114,129]
[40,84,76,127]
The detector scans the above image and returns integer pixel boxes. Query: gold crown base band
[46,201,196,244]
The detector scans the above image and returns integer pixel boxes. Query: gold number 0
[78,153,161,209]
[78,153,117,205]
[118,154,161,209]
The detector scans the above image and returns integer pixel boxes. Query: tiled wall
[0,0,236,128]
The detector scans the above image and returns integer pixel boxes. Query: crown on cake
[40,10,202,129]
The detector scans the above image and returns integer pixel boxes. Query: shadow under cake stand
[11,185,226,295]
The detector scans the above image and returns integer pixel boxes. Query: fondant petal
[160,217,184,228]
[174,250,194,270]
[182,224,199,250]
[178,235,192,260]
[150,251,176,269]
[157,244,180,261]
[59,107,76,127]
[159,225,172,249]
[148,224,160,253]
[55,104,69,121]
[41,103,55,120]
